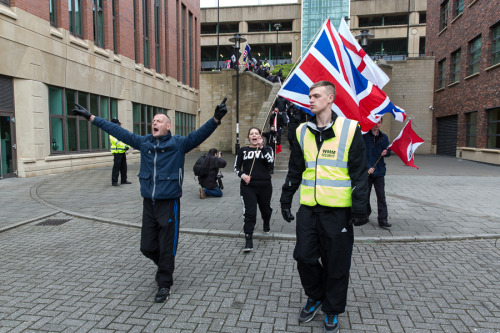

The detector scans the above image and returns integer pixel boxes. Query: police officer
[280,81,368,333]
[109,118,131,186]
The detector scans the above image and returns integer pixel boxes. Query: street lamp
[228,34,246,153]
[355,29,374,47]
[274,23,281,65]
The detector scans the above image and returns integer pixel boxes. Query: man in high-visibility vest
[110,118,131,186]
[280,81,369,333]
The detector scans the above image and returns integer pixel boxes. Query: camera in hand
[216,174,224,190]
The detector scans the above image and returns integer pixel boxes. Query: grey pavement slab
[17,152,500,241]
[0,216,499,332]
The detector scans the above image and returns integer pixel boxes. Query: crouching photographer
[196,148,227,198]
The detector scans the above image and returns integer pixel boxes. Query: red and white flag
[388,120,424,169]
[338,18,390,88]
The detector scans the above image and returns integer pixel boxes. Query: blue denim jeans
[203,186,223,197]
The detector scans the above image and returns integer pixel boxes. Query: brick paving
[0,153,500,332]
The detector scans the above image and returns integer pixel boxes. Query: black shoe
[121,181,132,184]
[298,298,322,323]
[243,234,253,252]
[263,223,270,234]
[379,221,392,228]
[155,287,170,303]
[323,313,339,333]
[112,183,119,186]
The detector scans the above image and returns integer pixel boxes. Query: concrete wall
[199,69,274,153]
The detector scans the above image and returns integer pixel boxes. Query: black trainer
[263,222,270,234]
[379,221,392,228]
[324,313,339,333]
[155,287,170,303]
[243,234,253,252]
[298,298,322,323]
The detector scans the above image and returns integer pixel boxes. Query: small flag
[243,44,251,62]
[388,120,424,169]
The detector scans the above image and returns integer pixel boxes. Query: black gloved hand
[214,97,228,120]
[349,213,369,227]
[72,103,92,120]
[125,146,130,151]
[281,204,295,223]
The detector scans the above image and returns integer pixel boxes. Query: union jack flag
[278,19,406,132]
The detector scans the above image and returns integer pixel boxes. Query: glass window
[134,0,138,61]
[132,103,162,135]
[143,0,150,67]
[189,12,193,86]
[487,108,500,149]
[93,0,104,48]
[181,5,186,84]
[0,0,10,6]
[469,36,481,75]
[440,0,448,31]
[155,0,161,73]
[49,85,115,154]
[492,23,500,66]
[50,0,57,26]
[438,59,446,89]
[112,0,117,52]
[69,0,82,37]
[419,12,426,24]
[451,49,461,83]
[465,112,477,147]
[175,111,195,136]
[455,0,463,17]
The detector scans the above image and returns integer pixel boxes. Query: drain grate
[37,218,71,226]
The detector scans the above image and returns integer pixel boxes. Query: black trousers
[240,181,273,234]
[294,205,354,315]
[112,153,127,184]
[140,198,180,288]
[367,176,388,223]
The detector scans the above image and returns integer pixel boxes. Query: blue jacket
[93,117,219,200]
[363,130,391,178]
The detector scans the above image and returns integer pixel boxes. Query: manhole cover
[37,218,71,226]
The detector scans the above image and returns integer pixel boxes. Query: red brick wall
[426,0,500,148]
[11,0,201,89]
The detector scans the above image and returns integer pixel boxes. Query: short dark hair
[310,81,336,98]
[208,148,218,156]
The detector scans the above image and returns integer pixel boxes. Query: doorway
[0,113,16,178]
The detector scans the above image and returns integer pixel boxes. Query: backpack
[193,154,208,177]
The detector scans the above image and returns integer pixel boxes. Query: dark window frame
[451,48,461,83]
[49,86,116,154]
[69,0,83,37]
[181,5,186,84]
[465,111,477,147]
[487,107,500,149]
[154,0,161,73]
[440,0,449,31]
[188,11,193,86]
[112,0,117,52]
[0,0,10,6]
[132,103,168,135]
[143,0,150,68]
[469,35,482,75]
[438,59,446,89]
[175,111,195,137]
[93,0,105,48]
[492,23,500,66]
[454,0,464,18]
[50,0,57,26]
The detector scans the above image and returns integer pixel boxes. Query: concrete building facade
[426,0,500,164]
[0,0,203,178]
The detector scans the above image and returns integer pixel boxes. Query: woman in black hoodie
[234,127,274,252]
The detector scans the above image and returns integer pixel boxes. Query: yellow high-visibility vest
[110,135,129,154]
[297,117,358,207]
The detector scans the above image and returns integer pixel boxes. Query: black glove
[72,103,92,120]
[125,146,130,151]
[214,97,228,120]
[281,204,295,223]
[349,213,369,227]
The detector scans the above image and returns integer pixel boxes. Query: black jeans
[293,205,354,315]
[240,181,273,234]
[367,176,388,223]
[112,153,127,184]
[140,198,180,288]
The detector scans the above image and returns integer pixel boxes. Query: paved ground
[1,152,499,332]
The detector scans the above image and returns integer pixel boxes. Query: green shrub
[271,63,296,80]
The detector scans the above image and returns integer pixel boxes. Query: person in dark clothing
[262,126,278,174]
[234,127,274,252]
[280,81,368,333]
[363,117,392,228]
[269,107,288,145]
[287,105,307,148]
[273,95,290,113]
[109,118,132,186]
[72,98,228,303]
[198,148,227,198]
